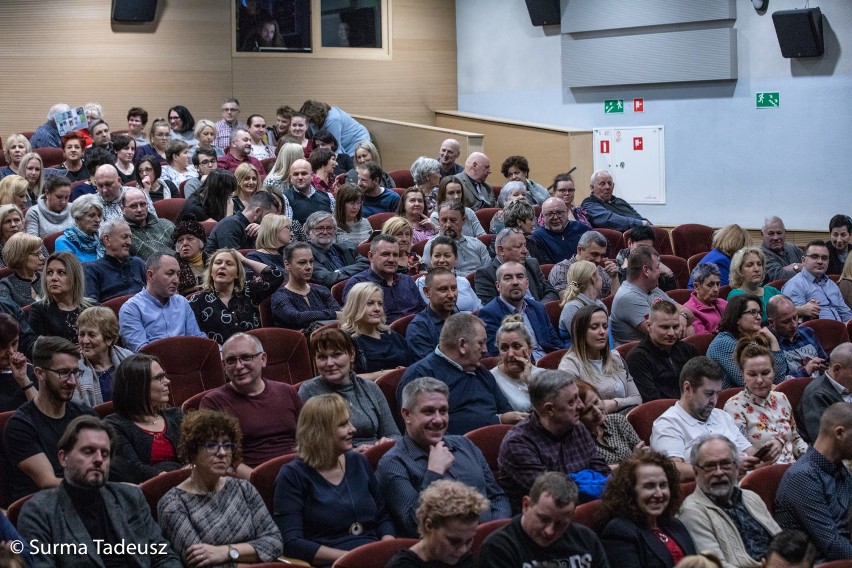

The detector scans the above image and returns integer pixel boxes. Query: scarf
[63,226,99,255]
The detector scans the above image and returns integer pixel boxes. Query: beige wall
[0,0,456,136]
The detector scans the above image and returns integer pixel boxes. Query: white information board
[593,126,665,204]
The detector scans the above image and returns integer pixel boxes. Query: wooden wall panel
[0,0,457,138]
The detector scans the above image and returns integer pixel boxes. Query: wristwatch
[228,545,239,561]
[793,263,800,272]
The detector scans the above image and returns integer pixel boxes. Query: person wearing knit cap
[172,216,208,296]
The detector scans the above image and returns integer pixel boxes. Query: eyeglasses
[742,309,762,317]
[223,352,263,367]
[152,372,169,384]
[204,441,236,455]
[311,225,335,233]
[222,107,239,113]
[804,254,829,261]
[695,460,735,473]
[542,211,566,218]
[168,116,180,121]
[43,367,82,382]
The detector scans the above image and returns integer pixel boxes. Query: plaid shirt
[213,118,247,149]
[773,325,828,378]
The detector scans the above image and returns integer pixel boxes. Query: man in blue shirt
[782,240,852,322]
[119,253,206,351]
[357,161,399,216]
[397,313,525,435]
[775,402,852,562]
[407,268,458,358]
[342,235,424,323]
[768,294,828,378]
[529,197,591,265]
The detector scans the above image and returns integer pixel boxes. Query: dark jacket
[799,375,844,444]
[478,296,567,357]
[626,338,697,401]
[456,171,495,210]
[308,241,370,287]
[105,407,183,484]
[474,256,559,305]
[601,516,696,568]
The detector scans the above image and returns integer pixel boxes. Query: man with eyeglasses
[529,197,592,266]
[3,336,98,502]
[183,147,218,199]
[651,357,768,482]
[782,239,852,323]
[214,97,247,150]
[119,253,206,352]
[305,211,369,287]
[92,163,156,223]
[200,333,302,477]
[122,188,176,262]
[678,434,782,567]
[581,170,651,231]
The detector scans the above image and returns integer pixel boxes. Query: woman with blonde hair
[344,141,395,188]
[0,233,44,307]
[491,314,544,413]
[0,175,29,209]
[188,248,284,344]
[192,118,224,158]
[246,213,292,271]
[334,183,371,247]
[381,216,424,276]
[727,245,780,324]
[339,281,413,380]
[0,134,31,178]
[559,304,641,414]
[29,251,94,343]
[232,162,260,214]
[74,306,133,406]
[18,152,54,207]
[264,142,305,193]
[558,260,606,340]
[688,223,751,288]
[387,479,489,567]
[274,393,394,565]
[0,205,27,268]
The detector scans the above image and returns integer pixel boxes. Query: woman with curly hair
[158,409,283,566]
[600,450,696,567]
[387,479,489,567]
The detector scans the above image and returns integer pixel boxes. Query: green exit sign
[604,99,624,114]
[756,92,780,108]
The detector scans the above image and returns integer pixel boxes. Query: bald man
[456,152,495,210]
[437,138,463,178]
[284,158,334,224]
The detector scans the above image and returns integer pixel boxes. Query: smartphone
[753,444,771,460]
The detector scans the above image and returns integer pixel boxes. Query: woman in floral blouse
[724,335,807,464]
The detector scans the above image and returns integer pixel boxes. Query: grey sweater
[24,195,74,238]
[298,373,400,446]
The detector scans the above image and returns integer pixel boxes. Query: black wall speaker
[525,0,560,27]
[772,8,824,58]
[113,0,158,22]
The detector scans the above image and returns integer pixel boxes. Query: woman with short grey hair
[410,156,441,213]
[684,262,727,335]
[491,181,532,233]
[53,194,104,263]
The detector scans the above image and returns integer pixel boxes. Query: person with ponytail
[723,335,807,464]
[558,259,606,340]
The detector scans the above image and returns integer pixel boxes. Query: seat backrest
[464,424,513,479]
[740,462,792,515]
[470,518,512,555]
[387,169,414,189]
[572,499,604,534]
[687,252,708,273]
[258,296,275,327]
[615,340,639,360]
[665,288,692,305]
[200,219,217,236]
[93,401,115,418]
[152,198,186,222]
[600,294,614,313]
[544,300,562,330]
[247,328,313,385]
[536,348,567,370]
[595,228,624,259]
[102,293,135,320]
[683,333,714,356]
[6,493,34,526]
[331,280,348,305]
[626,399,677,445]
[624,227,673,256]
[389,313,416,337]
[181,388,215,413]
[139,468,191,521]
[774,377,813,424]
[140,336,225,406]
[332,538,419,568]
[367,211,396,231]
[249,452,298,513]
[477,234,496,249]
[474,207,500,231]
[671,223,714,259]
[411,239,428,257]
[34,146,64,168]
[43,231,63,254]
[716,387,742,408]
[801,318,850,354]
[540,263,555,278]
[376,367,407,426]
[357,241,371,257]
[660,255,690,289]
[480,356,499,369]
[363,439,396,470]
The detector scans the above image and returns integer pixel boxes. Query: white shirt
[651,403,751,461]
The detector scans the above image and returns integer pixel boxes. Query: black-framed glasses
[695,460,735,473]
[204,441,236,455]
[542,210,566,218]
[152,372,169,384]
[742,309,762,317]
[43,367,82,382]
[223,352,263,367]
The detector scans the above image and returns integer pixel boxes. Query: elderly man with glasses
[529,197,592,265]
[304,210,369,288]
[200,332,302,479]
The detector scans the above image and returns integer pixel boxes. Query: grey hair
[762,216,785,232]
[529,369,576,411]
[438,313,482,349]
[410,156,440,185]
[230,128,249,144]
[401,377,449,410]
[70,193,103,222]
[503,200,535,229]
[689,433,739,466]
[98,217,130,243]
[577,230,608,249]
[590,170,611,184]
[47,103,70,121]
[495,226,523,249]
[304,211,336,234]
[690,262,721,284]
[498,181,527,207]
[222,332,264,355]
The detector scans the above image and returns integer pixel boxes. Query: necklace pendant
[349,521,364,536]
